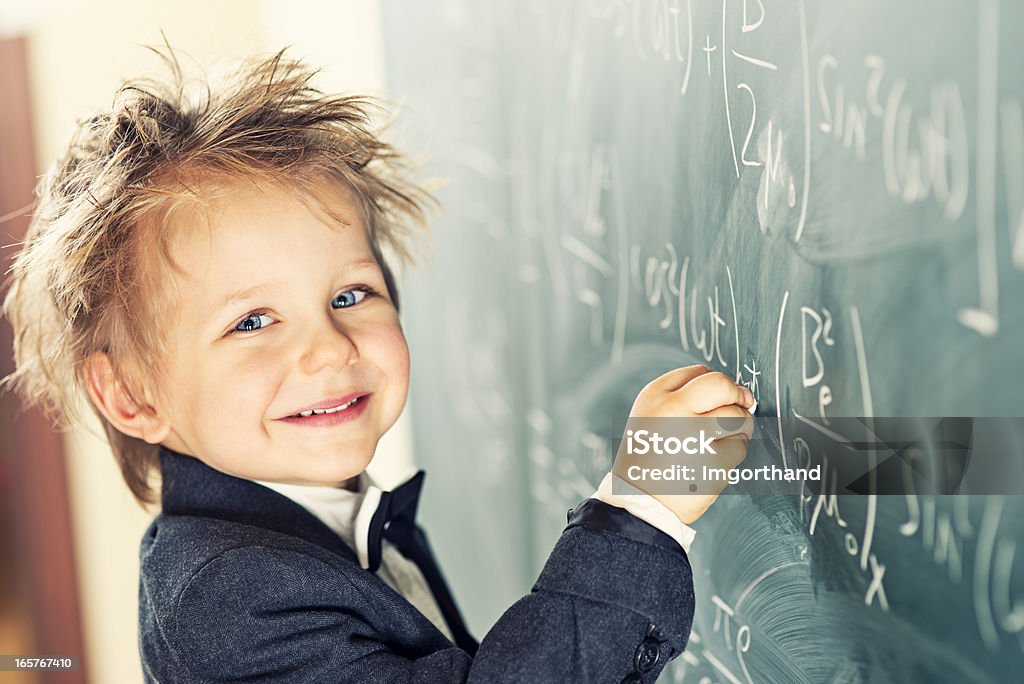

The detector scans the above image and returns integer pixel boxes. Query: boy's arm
[592,471,698,553]
[470,500,694,682]
[161,511,693,683]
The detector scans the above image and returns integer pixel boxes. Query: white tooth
[329,398,359,413]
[299,397,360,418]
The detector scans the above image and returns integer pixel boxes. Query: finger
[646,364,713,393]
[678,371,751,413]
[701,404,755,440]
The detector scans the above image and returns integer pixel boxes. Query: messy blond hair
[2,49,431,506]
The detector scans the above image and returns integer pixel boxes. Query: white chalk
[748,400,758,415]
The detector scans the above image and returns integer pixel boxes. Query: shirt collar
[256,469,416,570]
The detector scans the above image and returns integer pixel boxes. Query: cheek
[188,349,286,425]
[380,325,410,386]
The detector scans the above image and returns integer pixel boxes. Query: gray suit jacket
[139,449,695,682]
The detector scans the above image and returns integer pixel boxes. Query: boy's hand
[612,365,755,525]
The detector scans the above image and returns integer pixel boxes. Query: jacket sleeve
[167,501,695,683]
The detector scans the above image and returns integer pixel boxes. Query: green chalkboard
[382,1,1024,681]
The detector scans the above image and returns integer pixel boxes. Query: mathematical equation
[583,0,1024,337]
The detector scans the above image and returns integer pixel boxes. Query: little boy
[3,51,753,682]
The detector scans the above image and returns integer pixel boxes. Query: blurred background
[0,2,406,682]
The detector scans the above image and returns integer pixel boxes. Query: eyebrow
[211,257,382,319]
[217,283,274,309]
[207,283,276,328]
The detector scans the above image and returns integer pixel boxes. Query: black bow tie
[361,469,479,655]
[364,470,426,573]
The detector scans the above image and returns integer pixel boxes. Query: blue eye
[233,311,275,332]
[332,288,371,309]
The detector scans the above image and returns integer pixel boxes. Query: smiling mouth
[293,396,361,418]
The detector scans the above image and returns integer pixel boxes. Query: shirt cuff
[590,472,697,554]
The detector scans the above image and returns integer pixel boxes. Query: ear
[84,352,172,445]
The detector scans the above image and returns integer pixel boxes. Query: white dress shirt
[590,473,697,554]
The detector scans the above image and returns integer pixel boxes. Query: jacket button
[634,637,661,672]
[620,674,643,684]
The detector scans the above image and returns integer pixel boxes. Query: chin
[305,453,371,485]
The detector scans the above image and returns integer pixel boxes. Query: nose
[298,318,359,375]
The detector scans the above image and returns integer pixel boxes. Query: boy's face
[149,179,409,486]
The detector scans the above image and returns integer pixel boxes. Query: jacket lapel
[158,448,480,654]
[159,448,359,565]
